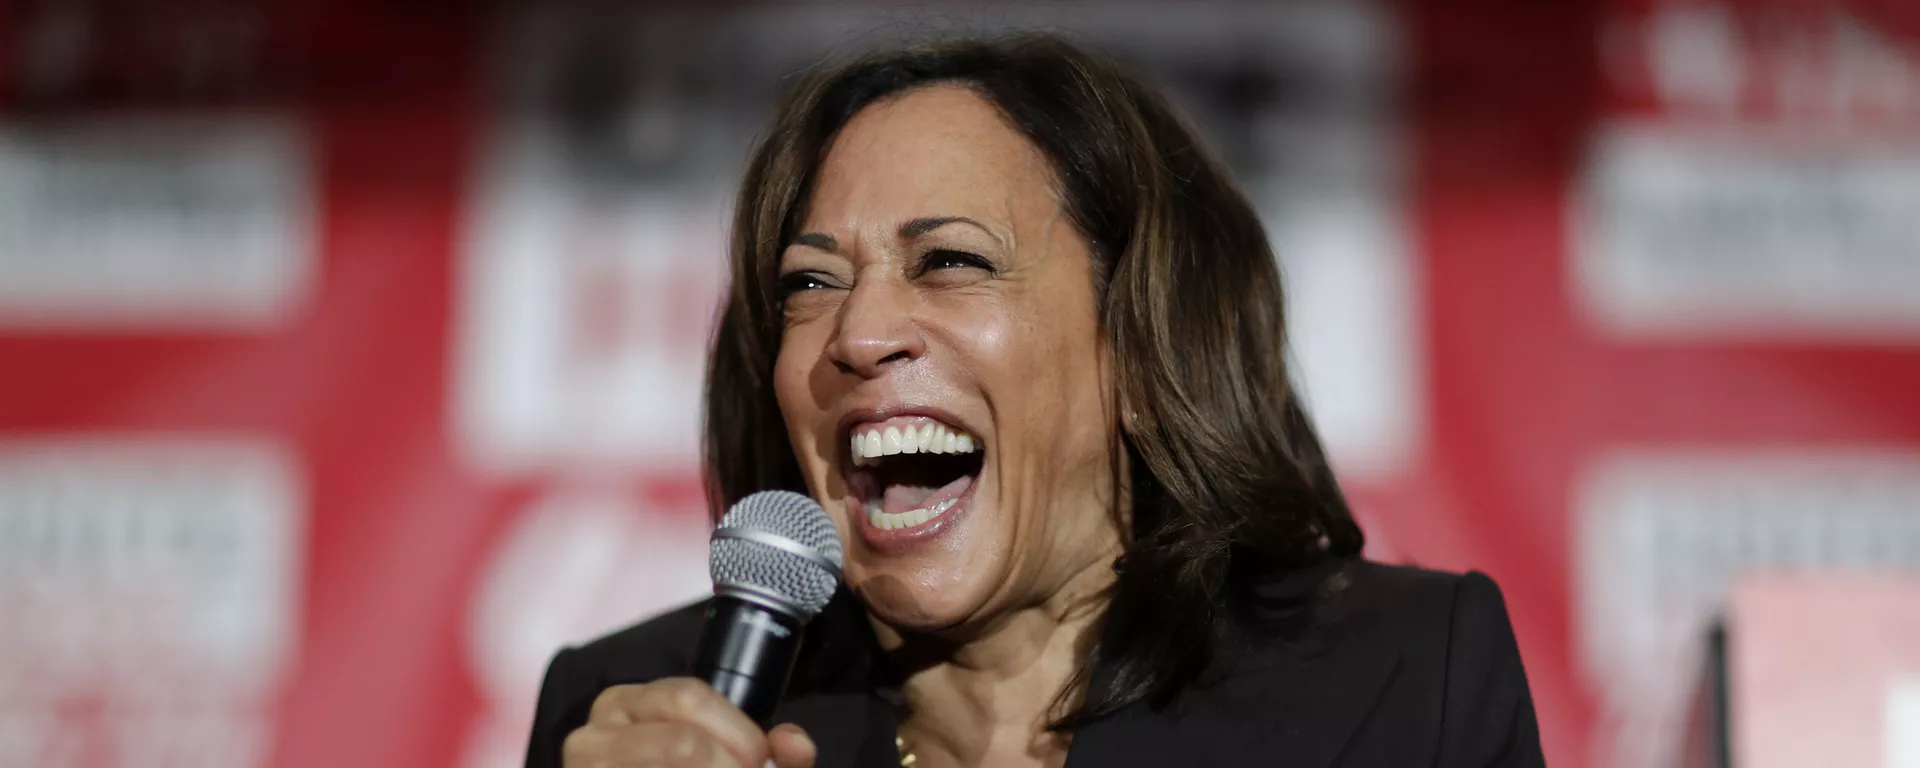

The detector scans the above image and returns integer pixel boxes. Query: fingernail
[765,761,777,768]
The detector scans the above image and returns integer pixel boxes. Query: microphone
[695,490,845,727]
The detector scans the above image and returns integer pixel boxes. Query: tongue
[881,473,973,515]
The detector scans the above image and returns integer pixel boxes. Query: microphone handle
[692,594,806,728]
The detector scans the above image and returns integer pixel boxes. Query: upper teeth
[851,422,977,466]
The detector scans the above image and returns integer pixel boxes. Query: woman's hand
[562,678,818,768]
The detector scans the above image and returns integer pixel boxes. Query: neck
[875,558,1116,768]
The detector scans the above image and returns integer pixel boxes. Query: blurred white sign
[0,116,316,331]
[1637,3,1920,124]
[1575,448,1920,768]
[0,436,304,767]
[1573,123,1920,342]
[1267,175,1418,482]
[460,484,712,768]
[1891,679,1920,768]
[456,128,729,475]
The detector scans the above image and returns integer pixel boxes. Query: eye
[917,249,995,276]
[776,270,839,300]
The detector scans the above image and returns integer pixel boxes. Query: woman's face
[773,85,1123,636]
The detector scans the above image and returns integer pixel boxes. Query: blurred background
[1,0,1917,766]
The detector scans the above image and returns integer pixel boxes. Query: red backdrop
[2,2,1917,767]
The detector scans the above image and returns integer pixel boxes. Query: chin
[846,559,1000,636]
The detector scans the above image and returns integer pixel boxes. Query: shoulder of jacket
[1320,560,1484,649]
[565,598,712,685]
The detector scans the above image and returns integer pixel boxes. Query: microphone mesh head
[710,490,844,617]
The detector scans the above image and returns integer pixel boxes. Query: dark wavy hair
[704,33,1364,729]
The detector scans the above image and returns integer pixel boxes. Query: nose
[826,272,925,378]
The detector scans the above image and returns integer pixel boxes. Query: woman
[528,35,1543,768]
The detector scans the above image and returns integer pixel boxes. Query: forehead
[806,84,1055,227]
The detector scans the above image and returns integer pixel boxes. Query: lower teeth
[868,496,959,531]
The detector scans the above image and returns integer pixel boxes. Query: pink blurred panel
[1731,575,1920,768]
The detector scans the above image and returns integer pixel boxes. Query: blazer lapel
[774,589,903,768]
[773,691,901,768]
[778,640,1399,768]
[1241,641,1401,767]
[1062,701,1197,767]
[782,567,1403,767]
[1066,641,1400,768]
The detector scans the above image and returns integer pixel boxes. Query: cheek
[1009,298,1111,491]
[956,295,1110,495]
[936,297,1042,375]
[772,325,830,448]
[771,346,803,429]
[994,306,1102,421]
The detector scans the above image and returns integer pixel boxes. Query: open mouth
[846,418,985,533]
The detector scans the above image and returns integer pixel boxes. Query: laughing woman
[527,35,1544,768]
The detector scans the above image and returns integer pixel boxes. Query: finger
[588,679,766,765]
[590,684,644,724]
[565,721,746,768]
[560,723,615,766]
[768,724,817,768]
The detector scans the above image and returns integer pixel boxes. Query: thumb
[768,723,817,768]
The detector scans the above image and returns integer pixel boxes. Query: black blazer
[525,560,1546,767]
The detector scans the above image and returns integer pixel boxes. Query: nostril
[827,330,919,375]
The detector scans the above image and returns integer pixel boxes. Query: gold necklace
[894,733,918,767]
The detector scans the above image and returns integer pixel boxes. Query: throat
[884,581,1111,768]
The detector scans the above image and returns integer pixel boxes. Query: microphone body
[693,593,805,726]
[691,490,844,729]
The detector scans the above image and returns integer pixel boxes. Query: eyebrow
[899,215,998,243]
[788,216,1006,253]
[792,232,837,251]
